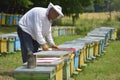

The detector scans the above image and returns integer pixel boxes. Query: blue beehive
[58,27,62,36]
[14,36,21,51]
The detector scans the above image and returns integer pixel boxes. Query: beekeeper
[17,2,64,68]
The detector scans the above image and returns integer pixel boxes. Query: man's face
[49,8,60,21]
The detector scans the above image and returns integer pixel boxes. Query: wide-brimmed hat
[48,3,64,17]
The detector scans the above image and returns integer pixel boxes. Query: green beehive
[88,41,95,58]
[24,57,64,80]
[34,51,73,79]
[7,37,15,53]
[63,57,71,80]
[14,66,56,80]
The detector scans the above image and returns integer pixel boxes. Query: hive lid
[14,66,55,73]
[34,51,72,57]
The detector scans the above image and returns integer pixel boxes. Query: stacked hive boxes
[34,51,73,80]
[0,32,21,54]
[10,26,118,80]
[14,51,74,80]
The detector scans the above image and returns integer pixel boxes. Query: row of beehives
[13,26,117,80]
[51,26,76,37]
[0,13,22,25]
[0,13,76,36]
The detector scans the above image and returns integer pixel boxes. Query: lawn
[0,26,17,34]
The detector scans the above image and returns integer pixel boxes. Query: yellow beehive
[0,38,8,53]
[79,49,84,68]
[85,44,89,60]
[1,14,6,25]
[70,54,75,75]
[93,41,100,56]
[114,29,117,39]
[56,61,64,80]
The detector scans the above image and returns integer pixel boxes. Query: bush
[75,27,89,36]
[115,15,120,21]
[52,18,74,26]
[75,27,82,35]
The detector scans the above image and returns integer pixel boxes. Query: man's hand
[51,45,58,49]
[42,44,49,51]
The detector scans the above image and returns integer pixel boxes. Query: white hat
[47,3,64,17]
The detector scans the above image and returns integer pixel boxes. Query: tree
[111,0,120,11]
[93,0,106,12]
[0,0,95,24]
[30,0,94,25]
[55,0,94,25]
[0,0,33,14]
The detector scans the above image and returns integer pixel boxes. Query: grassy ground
[0,26,17,34]
[0,51,22,80]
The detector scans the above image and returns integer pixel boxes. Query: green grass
[0,26,17,34]
[0,51,22,80]
[54,35,84,45]
[75,18,120,35]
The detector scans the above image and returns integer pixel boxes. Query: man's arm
[45,30,58,49]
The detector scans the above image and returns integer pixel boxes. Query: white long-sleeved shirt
[19,7,55,46]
